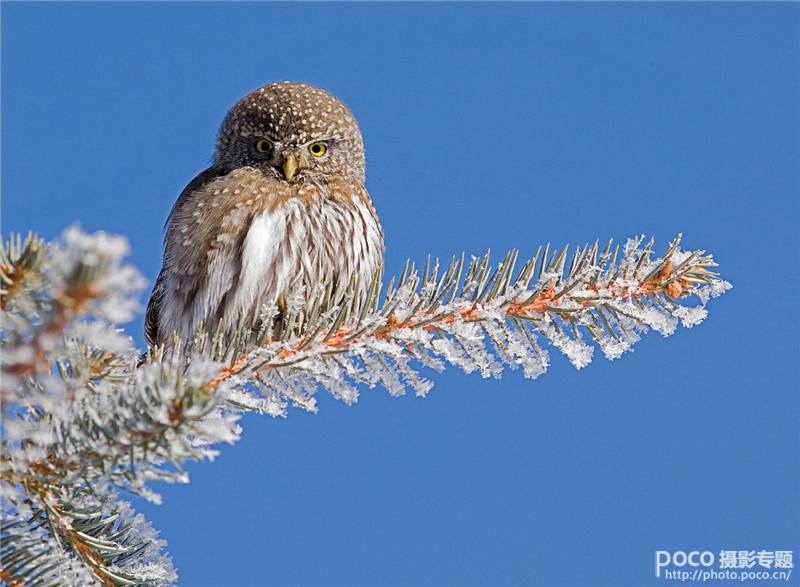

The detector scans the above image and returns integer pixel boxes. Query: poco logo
[656,551,714,577]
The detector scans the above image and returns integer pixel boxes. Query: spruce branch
[209,234,731,410]
[1,227,730,586]
[2,227,236,586]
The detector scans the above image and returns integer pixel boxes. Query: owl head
[214,81,366,184]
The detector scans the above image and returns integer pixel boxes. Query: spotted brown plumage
[145,82,384,351]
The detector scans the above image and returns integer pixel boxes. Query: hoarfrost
[2,228,730,586]
[694,279,733,305]
[673,305,708,328]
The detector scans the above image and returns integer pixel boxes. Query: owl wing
[144,268,165,348]
[145,167,229,348]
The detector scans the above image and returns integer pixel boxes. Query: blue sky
[2,2,798,586]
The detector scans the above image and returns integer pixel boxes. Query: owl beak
[281,152,299,181]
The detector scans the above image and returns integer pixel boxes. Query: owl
[145,81,384,352]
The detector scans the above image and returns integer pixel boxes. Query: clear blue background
[3,3,798,586]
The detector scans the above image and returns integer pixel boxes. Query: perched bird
[145,81,384,352]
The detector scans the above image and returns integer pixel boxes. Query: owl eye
[255,139,273,153]
[308,142,327,157]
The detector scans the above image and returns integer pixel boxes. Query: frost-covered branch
[210,235,730,414]
[1,228,730,586]
[2,230,239,587]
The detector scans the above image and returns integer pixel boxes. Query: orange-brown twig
[210,259,699,389]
